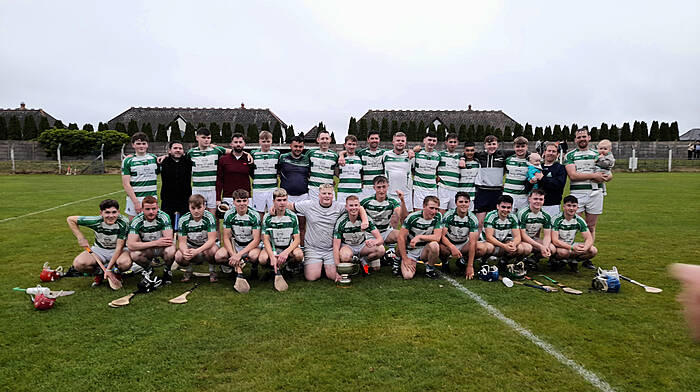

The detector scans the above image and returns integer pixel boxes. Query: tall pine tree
[458,124,468,141]
[285,124,295,143]
[658,122,671,141]
[543,126,552,141]
[599,123,609,140]
[53,120,66,129]
[357,119,368,140]
[209,122,221,143]
[330,132,336,143]
[272,122,282,144]
[552,125,563,140]
[619,122,632,141]
[115,122,126,134]
[222,123,233,143]
[638,121,649,141]
[476,124,486,141]
[370,118,379,133]
[82,123,94,132]
[417,121,426,142]
[670,121,679,140]
[534,126,544,140]
[391,120,399,137]
[182,123,196,142]
[523,123,533,140]
[348,117,357,136]
[170,121,182,141]
[562,125,571,141]
[467,124,476,141]
[512,123,523,138]
[68,123,79,130]
[141,123,154,141]
[155,124,168,142]
[97,122,108,132]
[589,127,599,141]
[380,118,390,141]
[609,124,619,141]
[407,121,417,142]
[22,115,38,140]
[502,126,513,142]
[0,117,7,139]
[127,120,139,136]
[648,121,660,141]
[7,115,22,140]
[247,123,259,143]
[38,116,51,135]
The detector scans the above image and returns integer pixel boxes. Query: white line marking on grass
[441,274,615,392]
[0,190,124,223]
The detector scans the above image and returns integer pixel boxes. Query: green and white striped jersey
[361,195,401,232]
[129,210,171,242]
[357,147,387,186]
[403,210,443,247]
[383,150,413,196]
[437,150,462,190]
[517,207,552,238]
[262,210,299,249]
[552,215,588,245]
[413,150,441,190]
[483,211,519,242]
[121,154,158,197]
[503,155,529,197]
[333,212,377,246]
[459,160,480,198]
[223,208,261,246]
[78,215,130,250]
[308,148,338,188]
[178,210,216,247]
[442,209,478,244]
[337,154,363,194]
[187,146,227,191]
[251,149,281,190]
[564,148,598,193]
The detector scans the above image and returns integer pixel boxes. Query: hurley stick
[169,283,199,304]
[85,246,122,290]
[540,275,583,295]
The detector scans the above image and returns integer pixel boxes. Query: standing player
[517,189,555,271]
[259,188,304,285]
[458,142,480,212]
[356,130,387,201]
[333,195,385,272]
[251,131,281,214]
[551,195,598,272]
[277,136,311,243]
[565,127,612,255]
[361,176,408,248]
[397,196,443,279]
[122,132,158,219]
[126,196,175,282]
[482,195,530,267]
[215,189,262,280]
[307,129,338,200]
[216,132,254,208]
[175,194,219,282]
[439,192,483,279]
[527,142,567,219]
[187,128,227,214]
[502,137,531,212]
[383,132,414,211]
[336,135,363,202]
[66,199,131,286]
[437,133,462,213]
[412,131,441,211]
[159,141,192,229]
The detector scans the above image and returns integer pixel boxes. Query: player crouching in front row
[126,196,176,283]
[397,196,443,279]
[175,194,219,282]
[333,195,385,274]
[482,195,531,271]
[439,192,487,279]
[550,195,598,272]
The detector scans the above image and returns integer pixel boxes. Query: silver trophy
[336,262,359,286]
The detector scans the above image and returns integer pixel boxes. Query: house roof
[679,128,700,141]
[358,108,520,131]
[305,126,319,141]
[0,104,59,125]
[107,106,287,129]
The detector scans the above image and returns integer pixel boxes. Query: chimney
[240,102,245,109]
[468,104,472,111]
[20,102,26,110]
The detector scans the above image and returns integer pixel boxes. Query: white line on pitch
[0,190,124,224]
[441,274,616,392]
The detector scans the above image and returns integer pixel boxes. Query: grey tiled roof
[359,108,520,130]
[305,126,319,142]
[0,107,58,125]
[679,128,700,141]
[107,107,288,130]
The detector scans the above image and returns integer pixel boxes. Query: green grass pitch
[0,173,699,391]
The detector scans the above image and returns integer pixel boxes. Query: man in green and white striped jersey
[251,131,281,214]
[307,129,338,200]
[126,196,175,282]
[360,176,408,245]
[122,132,159,219]
[333,195,385,272]
[551,195,598,272]
[259,188,304,276]
[336,135,363,203]
[383,132,415,211]
[186,128,228,212]
[517,189,555,270]
[502,136,531,212]
[437,133,462,213]
[458,142,480,212]
[397,196,443,279]
[356,130,387,201]
[439,192,485,279]
[175,194,219,282]
[67,199,131,285]
[482,195,529,263]
[565,127,612,246]
[413,131,441,211]
[215,189,263,280]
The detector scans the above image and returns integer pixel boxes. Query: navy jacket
[525,161,567,206]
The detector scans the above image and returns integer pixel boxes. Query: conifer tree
[598,123,609,140]
[272,122,282,143]
[589,127,599,141]
[380,118,390,141]
[348,117,357,136]
[552,125,563,140]
[670,121,679,141]
[285,124,295,143]
[127,120,139,135]
[23,115,38,139]
[330,132,336,143]
[182,123,196,142]
[38,116,51,134]
[82,123,94,132]
[502,126,513,142]
[370,118,379,133]
[247,124,259,143]
[458,124,468,141]
[97,122,108,132]
[170,122,182,141]
[209,122,221,142]
[68,123,79,130]
[221,122,232,143]
[523,123,533,140]
[619,122,632,141]
[648,121,660,141]
[0,117,7,139]
[115,122,126,134]
[512,123,523,138]
[638,121,649,141]
[53,120,66,129]
[609,124,619,141]
[407,121,417,141]
[467,124,476,141]
[534,126,544,140]
[543,126,552,141]
[141,123,154,141]
[358,119,368,140]
[7,115,22,139]
[562,125,570,140]
[155,124,168,142]
[658,122,670,141]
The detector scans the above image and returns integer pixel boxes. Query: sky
[1,0,699,137]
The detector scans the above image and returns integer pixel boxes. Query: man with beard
[526,142,567,219]
[159,141,192,229]
[356,130,387,201]
[216,133,254,207]
[277,136,311,244]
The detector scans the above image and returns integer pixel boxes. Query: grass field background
[1,173,699,391]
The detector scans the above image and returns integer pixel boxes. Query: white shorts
[288,193,309,216]
[389,191,413,211]
[542,205,561,220]
[406,246,425,261]
[359,186,375,202]
[125,196,156,216]
[412,188,437,210]
[232,241,261,257]
[380,228,394,241]
[573,191,603,215]
[344,243,366,256]
[90,246,126,264]
[451,241,470,252]
[438,186,458,210]
[511,195,528,213]
[336,192,362,203]
[252,190,274,213]
[304,248,335,266]
[193,189,217,209]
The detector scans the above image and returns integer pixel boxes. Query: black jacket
[159,155,192,208]
[525,161,567,206]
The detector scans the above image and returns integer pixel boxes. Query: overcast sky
[1,0,698,137]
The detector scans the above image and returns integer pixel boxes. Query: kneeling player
[126,196,176,283]
[517,189,556,270]
[551,195,598,271]
[397,196,443,279]
[174,194,219,282]
[333,195,385,273]
[215,189,262,280]
[360,176,409,248]
[259,188,304,286]
[439,192,485,279]
[482,195,530,267]
[67,199,131,286]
